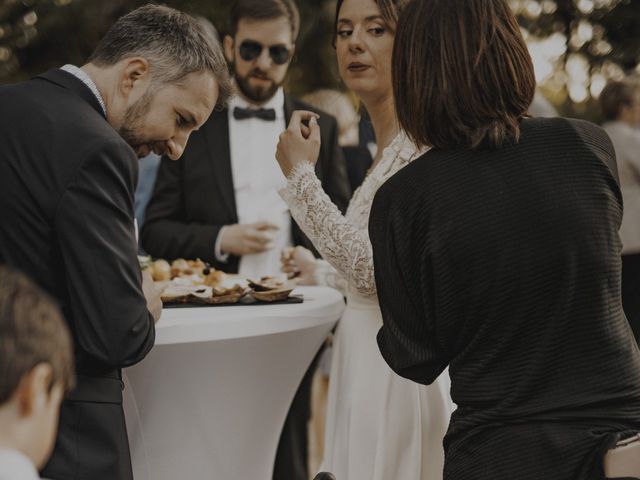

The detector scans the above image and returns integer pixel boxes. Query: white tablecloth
[123,286,344,480]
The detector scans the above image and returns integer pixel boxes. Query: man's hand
[142,268,162,323]
[220,222,280,256]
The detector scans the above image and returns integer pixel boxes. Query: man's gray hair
[88,4,233,107]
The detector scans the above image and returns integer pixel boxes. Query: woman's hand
[276,110,321,178]
[281,246,318,285]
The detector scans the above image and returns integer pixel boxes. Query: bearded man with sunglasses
[141,1,350,479]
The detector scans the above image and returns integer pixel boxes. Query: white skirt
[321,294,453,480]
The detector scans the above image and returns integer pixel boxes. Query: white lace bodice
[279,132,425,297]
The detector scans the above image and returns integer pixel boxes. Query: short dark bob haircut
[393,0,536,150]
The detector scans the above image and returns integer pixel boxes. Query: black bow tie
[233,106,277,121]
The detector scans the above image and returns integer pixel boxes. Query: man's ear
[16,363,53,418]
[119,57,150,99]
[223,35,235,64]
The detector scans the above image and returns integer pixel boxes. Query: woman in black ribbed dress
[368,1,640,479]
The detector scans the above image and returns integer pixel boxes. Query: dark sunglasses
[239,40,291,65]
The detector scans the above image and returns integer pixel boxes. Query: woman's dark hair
[599,81,637,121]
[333,0,409,46]
[393,0,536,150]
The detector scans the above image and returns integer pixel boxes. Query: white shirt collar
[228,86,285,119]
[60,64,107,117]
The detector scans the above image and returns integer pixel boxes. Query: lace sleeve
[280,162,377,297]
[314,259,348,296]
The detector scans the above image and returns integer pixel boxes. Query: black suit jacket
[0,69,155,480]
[141,96,350,272]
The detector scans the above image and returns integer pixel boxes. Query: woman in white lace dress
[274,0,452,478]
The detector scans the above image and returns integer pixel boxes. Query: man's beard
[235,67,282,103]
[118,90,161,157]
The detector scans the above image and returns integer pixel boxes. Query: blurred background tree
[1,0,638,121]
[0,0,342,94]
[511,0,640,120]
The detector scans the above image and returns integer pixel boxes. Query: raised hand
[276,110,321,178]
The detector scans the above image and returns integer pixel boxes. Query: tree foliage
[1,0,638,120]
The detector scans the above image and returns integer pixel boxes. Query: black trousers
[273,348,322,480]
[622,253,640,344]
[41,374,132,480]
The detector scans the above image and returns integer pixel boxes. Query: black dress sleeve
[369,170,449,385]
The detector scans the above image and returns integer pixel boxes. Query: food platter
[140,257,302,307]
[160,283,247,306]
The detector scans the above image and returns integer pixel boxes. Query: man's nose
[165,132,189,160]
[256,48,272,70]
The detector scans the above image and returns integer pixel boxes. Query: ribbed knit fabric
[370,117,640,479]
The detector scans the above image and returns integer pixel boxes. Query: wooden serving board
[163,294,304,308]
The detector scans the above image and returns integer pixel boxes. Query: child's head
[0,266,74,468]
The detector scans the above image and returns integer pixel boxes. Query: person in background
[302,89,373,191]
[0,5,232,479]
[370,0,640,478]
[0,266,74,480]
[142,0,350,278]
[141,2,350,479]
[601,80,640,342]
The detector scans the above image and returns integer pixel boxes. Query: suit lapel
[284,95,294,125]
[202,110,237,221]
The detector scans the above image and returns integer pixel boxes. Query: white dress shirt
[0,449,40,480]
[221,88,293,277]
[604,121,640,253]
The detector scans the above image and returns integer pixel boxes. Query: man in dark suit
[141,2,350,478]
[142,0,349,274]
[0,5,232,480]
